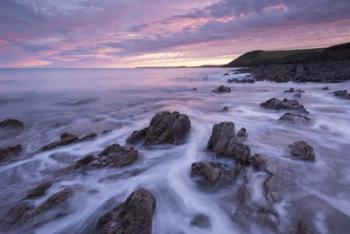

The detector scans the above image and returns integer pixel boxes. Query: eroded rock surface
[279,113,310,124]
[96,188,156,234]
[260,98,308,113]
[290,141,315,161]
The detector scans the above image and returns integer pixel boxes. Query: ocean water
[0,68,349,233]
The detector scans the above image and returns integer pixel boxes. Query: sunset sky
[1,0,350,68]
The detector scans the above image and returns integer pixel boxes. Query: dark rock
[334,90,350,99]
[221,106,229,112]
[250,154,267,171]
[321,86,329,90]
[0,119,24,129]
[127,111,191,146]
[192,87,197,91]
[34,188,73,216]
[92,144,139,168]
[294,93,302,98]
[290,141,315,161]
[297,221,314,234]
[24,181,53,199]
[237,185,251,204]
[40,133,79,151]
[237,128,247,139]
[279,113,310,124]
[284,88,295,93]
[96,188,156,234]
[0,145,22,163]
[227,78,255,83]
[2,202,34,226]
[190,214,211,229]
[80,132,97,141]
[207,122,251,164]
[223,73,230,76]
[263,175,283,203]
[191,161,236,187]
[212,85,231,93]
[260,98,308,114]
[75,154,96,168]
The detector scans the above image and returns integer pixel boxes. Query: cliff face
[226,42,350,67]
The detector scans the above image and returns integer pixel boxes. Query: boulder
[321,87,329,90]
[34,188,73,216]
[191,162,237,187]
[221,106,229,112]
[127,111,191,146]
[96,188,156,234]
[237,128,247,139]
[290,141,315,161]
[0,119,24,129]
[250,154,267,171]
[278,113,310,124]
[212,85,231,93]
[334,90,350,99]
[94,144,138,168]
[263,175,283,203]
[0,145,22,163]
[260,98,308,114]
[24,181,53,199]
[190,214,211,229]
[2,202,34,227]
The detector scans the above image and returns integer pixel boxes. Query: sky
[0,0,350,68]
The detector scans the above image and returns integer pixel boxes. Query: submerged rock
[40,132,97,151]
[294,93,302,98]
[297,221,314,234]
[227,78,255,83]
[190,214,211,229]
[24,181,53,199]
[333,90,350,99]
[207,122,251,164]
[278,113,310,124]
[260,98,308,113]
[221,106,229,112]
[290,141,315,161]
[263,175,283,203]
[191,161,237,187]
[250,154,267,171]
[321,86,329,90]
[0,119,24,129]
[96,188,156,234]
[127,111,191,146]
[0,145,22,163]
[237,128,247,140]
[284,88,304,93]
[34,188,73,216]
[212,85,231,93]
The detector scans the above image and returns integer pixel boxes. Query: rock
[24,181,53,199]
[263,175,283,203]
[0,145,22,163]
[284,88,295,93]
[212,85,231,93]
[297,221,314,234]
[290,141,315,161]
[2,202,34,227]
[294,93,302,98]
[190,214,211,229]
[321,86,329,90]
[260,98,308,114]
[96,188,156,234]
[0,119,24,129]
[34,188,73,216]
[75,154,96,168]
[278,113,310,124]
[127,111,191,146]
[237,128,247,139]
[40,133,79,151]
[191,162,236,187]
[79,132,97,141]
[221,106,229,112]
[227,78,255,83]
[92,144,139,168]
[223,73,230,76]
[334,90,350,99]
[192,87,197,91]
[250,154,267,171]
[237,185,251,204]
[207,122,251,164]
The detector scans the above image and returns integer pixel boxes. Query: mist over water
[0,68,349,234]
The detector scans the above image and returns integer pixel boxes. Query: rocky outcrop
[127,111,191,146]
[227,78,255,83]
[96,188,156,234]
[334,90,350,99]
[191,161,238,187]
[278,113,310,124]
[290,141,315,161]
[0,145,22,163]
[212,85,231,93]
[40,132,97,151]
[207,122,251,164]
[0,119,24,129]
[260,98,308,114]
[24,181,53,199]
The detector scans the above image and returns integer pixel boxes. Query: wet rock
[24,181,53,199]
[290,141,315,161]
[79,132,97,141]
[321,86,329,90]
[127,111,191,146]
[0,144,22,163]
[237,128,247,139]
[297,221,314,234]
[294,93,302,98]
[0,119,24,129]
[333,90,350,99]
[237,185,251,204]
[92,144,139,168]
[96,188,156,234]
[263,175,283,203]
[75,154,96,168]
[221,106,229,112]
[279,113,310,124]
[190,214,211,229]
[40,133,79,151]
[191,87,197,91]
[284,88,295,93]
[212,85,231,93]
[260,98,308,114]
[223,73,230,76]
[227,78,255,83]
[34,188,73,216]
[191,162,236,187]
[250,154,267,171]
[2,202,34,226]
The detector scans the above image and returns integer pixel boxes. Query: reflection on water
[0,68,350,233]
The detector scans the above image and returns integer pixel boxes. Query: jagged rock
[260,98,308,113]
[207,122,251,164]
[127,111,191,146]
[191,162,237,187]
[279,113,310,124]
[237,128,247,139]
[40,132,97,151]
[24,181,53,199]
[190,214,211,229]
[290,141,315,161]
[0,145,22,163]
[250,154,267,171]
[96,188,156,234]
[297,221,314,234]
[75,154,96,168]
[334,90,350,99]
[212,85,231,93]
[0,119,24,129]
[34,188,73,216]
[263,175,283,203]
